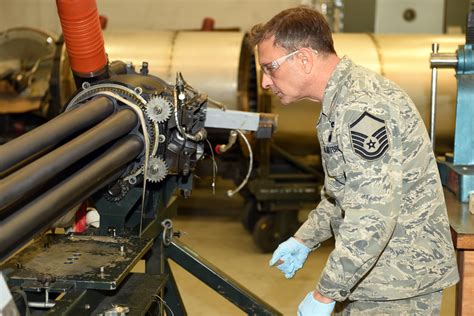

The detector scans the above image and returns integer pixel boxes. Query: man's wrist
[293,236,306,244]
[293,234,321,250]
[312,290,335,304]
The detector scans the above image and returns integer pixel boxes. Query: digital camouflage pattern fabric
[294,57,459,302]
[334,290,442,315]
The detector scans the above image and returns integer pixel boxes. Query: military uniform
[294,57,459,309]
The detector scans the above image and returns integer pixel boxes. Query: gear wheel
[146,96,173,123]
[104,180,130,202]
[146,156,168,183]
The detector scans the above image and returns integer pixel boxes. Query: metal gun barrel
[0,96,114,174]
[0,109,138,213]
[0,134,144,260]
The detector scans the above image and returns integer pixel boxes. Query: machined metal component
[430,52,458,68]
[4,235,153,290]
[430,43,440,148]
[205,108,259,131]
[216,130,238,154]
[65,82,162,178]
[146,156,168,183]
[161,219,173,246]
[104,180,130,202]
[146,95,173,123]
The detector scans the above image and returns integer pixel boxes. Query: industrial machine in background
[430,3,474,214]
[0,0,279,315]
[427,2,474,314]
[0,27,75,143]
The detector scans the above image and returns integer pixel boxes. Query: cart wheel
[241,199,262,232]
[253,214,283,253]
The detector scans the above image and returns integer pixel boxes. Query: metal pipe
[0,135,143,261]
[0,109,138,213]
[28,302,56,309]
[216,130,238,154]
[0,96,115,174]
[430,52,458,68]
[430,43,439,149]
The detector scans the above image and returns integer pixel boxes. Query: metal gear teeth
[146,156,169,183]
[104,181,130,202]
[146,95,173,123]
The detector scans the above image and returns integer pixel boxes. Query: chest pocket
[322,142,346,192]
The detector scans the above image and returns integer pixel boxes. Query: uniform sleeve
[316,105,403,301]
[294,186,337,249]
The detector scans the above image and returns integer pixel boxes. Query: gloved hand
[297,291,335,316]
[269,237,311,278]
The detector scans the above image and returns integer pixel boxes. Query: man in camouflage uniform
[248,6,459,315]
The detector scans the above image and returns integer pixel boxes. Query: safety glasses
[260,49,318,76]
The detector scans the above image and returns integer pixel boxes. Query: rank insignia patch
[349,111,389,161]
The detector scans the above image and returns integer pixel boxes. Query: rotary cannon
[0,0,279,315]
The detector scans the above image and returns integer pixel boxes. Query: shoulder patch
[349,111,389,161]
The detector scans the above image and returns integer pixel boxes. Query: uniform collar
[321,56,353,116]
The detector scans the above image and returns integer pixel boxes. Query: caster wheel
[253,214,284,253]
[241,199,262,232]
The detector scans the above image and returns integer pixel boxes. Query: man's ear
[298,49,313,74]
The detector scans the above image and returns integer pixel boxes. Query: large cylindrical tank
[104,31,245,109]
[104,31,463,155]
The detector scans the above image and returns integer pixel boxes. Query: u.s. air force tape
[349,111,389,161]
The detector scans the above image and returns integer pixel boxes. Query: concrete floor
[168,183,456,316]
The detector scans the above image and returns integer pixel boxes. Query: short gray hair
[248,6,336,55]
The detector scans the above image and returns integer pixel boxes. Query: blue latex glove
[269,237,310,278]
[297,291,335,316]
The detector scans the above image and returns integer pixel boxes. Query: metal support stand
[164,238,282,316]
[163,259,187,316]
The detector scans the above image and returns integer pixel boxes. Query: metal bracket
[164,238,282,316]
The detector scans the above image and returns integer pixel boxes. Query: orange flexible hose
[56,0,107,75]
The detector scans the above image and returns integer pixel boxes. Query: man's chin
[277,96,293,105]
[275,93,287,104]
[274,92,297,105]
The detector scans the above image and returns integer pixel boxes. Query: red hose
[201,17,215,31]
[56,0,107,75]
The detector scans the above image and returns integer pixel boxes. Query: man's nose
[261,73,273,89]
